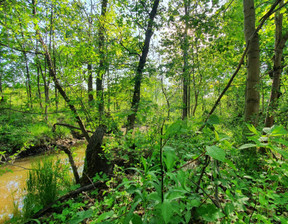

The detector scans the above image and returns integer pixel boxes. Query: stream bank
[0,140,86,223]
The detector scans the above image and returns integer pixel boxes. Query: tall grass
[22,158,71,219]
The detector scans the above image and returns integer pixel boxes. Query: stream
[0,142,86,222]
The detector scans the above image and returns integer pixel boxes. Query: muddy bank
[0,140,87,222]
[1,136,85,163]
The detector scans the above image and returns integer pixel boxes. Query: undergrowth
[28,120,288,224]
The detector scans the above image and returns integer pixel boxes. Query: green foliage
[22,158,71,220]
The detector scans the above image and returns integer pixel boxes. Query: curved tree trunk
[80,125,112,186]
[127,0,160,131]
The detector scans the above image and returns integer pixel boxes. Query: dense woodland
[0,0,288,223]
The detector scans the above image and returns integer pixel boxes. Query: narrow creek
[0,142,86,222]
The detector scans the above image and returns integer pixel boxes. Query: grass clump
[22,158,71,220]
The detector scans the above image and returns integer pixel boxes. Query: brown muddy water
[0,142,86,223]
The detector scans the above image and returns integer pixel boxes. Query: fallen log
[31,181,104,220]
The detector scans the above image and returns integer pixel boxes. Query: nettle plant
[40,123,288,224]
[112,123,288,223]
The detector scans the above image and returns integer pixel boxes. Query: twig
[0,42,44,55]
[172,152,205,173]
[196,155,210,192]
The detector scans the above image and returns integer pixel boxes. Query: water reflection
[0,143,86,222]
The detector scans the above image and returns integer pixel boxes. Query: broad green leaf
[239,144,256,149]
[132,214,143,224]
[270,125,288,136]
[263,127,272,134]
[165,120,183,138]
[166,189,186,201]
[163,146,176,171]
[273,147,288,159]
[206,146,225,162]
[69,209,93,224]
[96,211,114,223]
[147,192,161,203]
[207,114,220,125]
[196,204,224,222]
[161,201,173,224]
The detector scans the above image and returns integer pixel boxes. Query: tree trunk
[182,0,190,120]
[96,0,108,119]
[127,0,160,131]
[36,49,43,109]
[58,145,80,184]
[88,63,93,103]
[264,2,288,127]
[243,0,260,126]
[24,54,32,108]
[0,73,3,103]
[80,125,112,185]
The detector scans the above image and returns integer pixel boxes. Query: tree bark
[182,0,190,120]
[80,125,112,185]
[243,0,260,126]
[57,145,80,184]
[88,63,93,103]
[0,73,3,103]
[36,47,43,109]
[127,0,160,131]
[96,0,108,118]
[264,1,288,127]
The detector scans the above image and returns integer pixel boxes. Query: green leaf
[161,201,173,224]
[214,130,219,142]
[206,146,225,162]
[132,214,143,224]
[166,189,186,201]
[207,114,219,125]
[196,204,224,222]
[270,125,288,136]
[224,203,234,215]
[165,120,183,138]
[147,192,161,203]
[69,209,93,224]
[247,124,259,135]
[163,146,176,171]
[263,127,272,134]
[224,159,236,170]
[97,211,114,223]
[123,198,142,224]
[239,143,256,150]
[273,147,288,159]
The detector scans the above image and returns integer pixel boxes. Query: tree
[243,0,260,126]
[181,0,190,120]
[126,0,161,131]
[96,0,108,118]
[264,0,288,127]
